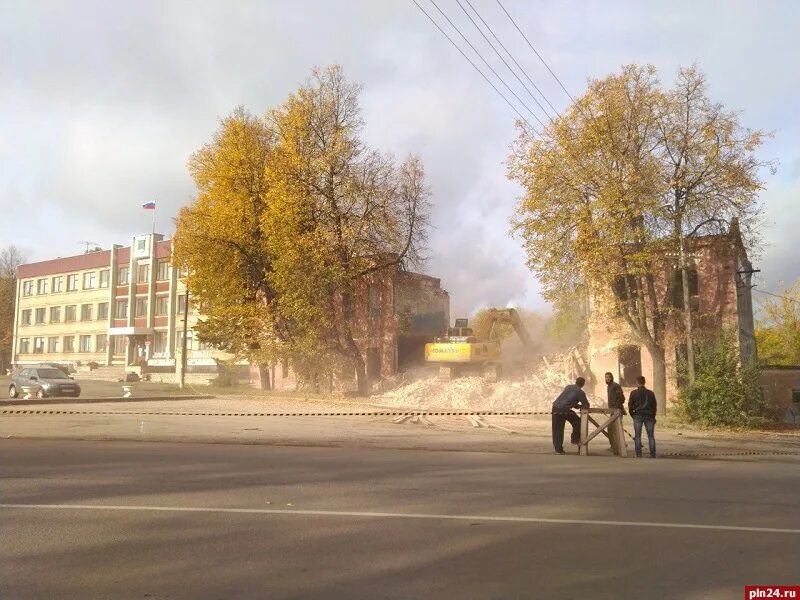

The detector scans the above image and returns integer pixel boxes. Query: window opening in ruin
[670,268,699,311]
[617,345,642,386]
[366,348,381,379]
[368,284,381,319]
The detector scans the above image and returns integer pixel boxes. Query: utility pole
[677,229,696,384]
[179,286,189,389]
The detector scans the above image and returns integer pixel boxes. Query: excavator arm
[471,308,533,348]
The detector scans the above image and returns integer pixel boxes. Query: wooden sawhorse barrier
[579,408,627,457]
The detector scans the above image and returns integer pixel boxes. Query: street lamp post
[179,286,189,389]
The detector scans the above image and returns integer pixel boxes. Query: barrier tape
[1,409,568,417]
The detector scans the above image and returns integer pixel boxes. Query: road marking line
[2,503,798,535]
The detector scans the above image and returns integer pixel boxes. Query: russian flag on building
[142,201,156,210]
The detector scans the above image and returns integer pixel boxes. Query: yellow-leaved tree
[265,66,430,394]
[174,67,430,394]
[509,65,770,410]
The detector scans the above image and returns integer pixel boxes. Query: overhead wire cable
[460,0,560,121]
[752,288,800,304]
[423,0,547,132]
[411,0,540,135]
[496,0,577,104]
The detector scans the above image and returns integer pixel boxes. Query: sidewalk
[2,396,798,461]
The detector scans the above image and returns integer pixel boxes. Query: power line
[424,0,547,131]
[411,0,539,134]
[455,0,555,125]
[460,0,560,120]
[495,0,576,104]
[752,288,800,305]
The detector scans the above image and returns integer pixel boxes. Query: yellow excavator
[424,308,533,381]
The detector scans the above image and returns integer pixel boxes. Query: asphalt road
[1,439,798,600]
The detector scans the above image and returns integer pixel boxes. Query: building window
[83,272,97,289]
[136,263,150,284]
[136,238,147,253]
[99,269,110,288]
[155,295,168,316]
[33,337,45,354]
[112,336,126,354]
[118,266,130,285]
[96,334,108,353]
[37,278,48,295]
[63,336,75,353]
[66,274,79,291]
[23,281,34,296]
[618,345,643,387]
[115,299,128,319]
[157,260,170,281]
[48,337,59,353]
[19,338,30,354]
[368,284,381,319]
[79,335,92,352]
[21,309,32,326]
[176,294,190,315]
[154,331,168,355]
[670,268,700,311]
[176,330,194,351]
[135,297,148,318]
[50,306,61,323]
[98,302,109,320]
[35,308,46,324]
[52,276,63,293]
[81,304,93,321]
[65,305,77,322]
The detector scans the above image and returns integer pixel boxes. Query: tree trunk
[648,344,668,416]
[338,290,368,396]
[258,364,271,391]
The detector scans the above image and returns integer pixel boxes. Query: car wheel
[8,385,17,399]
[36,389,46,399]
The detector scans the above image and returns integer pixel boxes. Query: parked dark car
[36,362,73,375]
[8,367,81,399]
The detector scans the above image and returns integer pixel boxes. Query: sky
[1,0,798,317]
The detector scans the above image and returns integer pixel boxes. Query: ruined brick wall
[349,267,449,377]
[394,272,449,337]
[587,230,753,404]
[350,267,399,378]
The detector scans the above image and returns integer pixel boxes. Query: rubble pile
[372,347,600,412]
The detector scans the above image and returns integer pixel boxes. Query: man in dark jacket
[605,372,626,415]
[627,375,657,458]
[551,377,590,454]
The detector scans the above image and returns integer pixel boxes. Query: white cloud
[1,0,798,319]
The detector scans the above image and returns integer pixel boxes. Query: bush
[212,375,234,387]
[677,328,765,428]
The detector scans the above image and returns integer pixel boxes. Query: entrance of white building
[108,327,155,366]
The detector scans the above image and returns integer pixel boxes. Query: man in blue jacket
[551,377,590,454]
[627,375,657,458]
